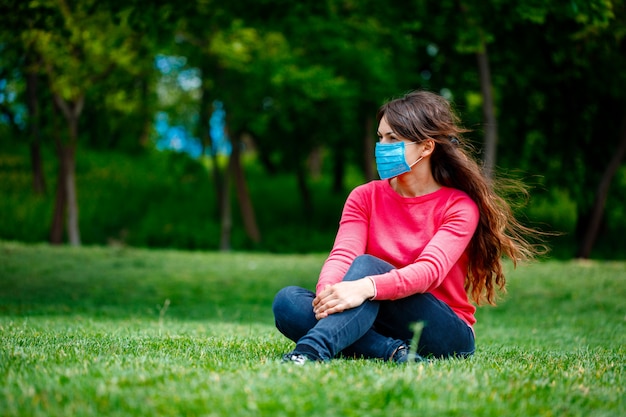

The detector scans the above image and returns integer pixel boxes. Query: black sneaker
[391,345,425,363]
[281,352,309,365]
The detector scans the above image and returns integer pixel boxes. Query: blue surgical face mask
[375,141,422,179]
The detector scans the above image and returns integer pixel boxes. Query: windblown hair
[378,90,543,305]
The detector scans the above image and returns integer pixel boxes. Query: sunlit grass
[1,241,624,416]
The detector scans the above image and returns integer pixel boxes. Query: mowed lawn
[0,241,624,417]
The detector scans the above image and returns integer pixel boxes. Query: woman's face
[377,116,422,163]
[376,116,404,144]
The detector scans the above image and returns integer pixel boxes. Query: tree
[568,1,626,257]
[412,0,625,257]
[578,111,626,257]
[2,0,624,256]
[0,2,49,195]
[174,10,272,250]
[491,0,624,257]
[22,0,139,245]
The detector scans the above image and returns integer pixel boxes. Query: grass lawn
[0,241,624,416]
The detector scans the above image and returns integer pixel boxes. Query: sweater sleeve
[316,187,369,294]
[371,194,479,300]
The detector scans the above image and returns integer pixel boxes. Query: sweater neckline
[381,179,448,202]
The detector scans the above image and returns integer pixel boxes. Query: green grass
[1,241,624,416]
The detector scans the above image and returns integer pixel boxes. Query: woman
[272,90,540,364]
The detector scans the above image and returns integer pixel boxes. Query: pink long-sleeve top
[316,180,480,326]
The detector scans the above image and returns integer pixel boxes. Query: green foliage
[22,0,139,102]
[0,145,350,253]
[0,242,624,416]
[526,187,578,233]
[4,0,625,256]
[2,144,626,257]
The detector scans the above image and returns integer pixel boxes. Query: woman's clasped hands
[312,278,376,320]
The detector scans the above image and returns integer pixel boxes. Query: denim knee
[272,286,317,343]
[343,254,395,282]
[351,254,379,268]
[272,286,298,315]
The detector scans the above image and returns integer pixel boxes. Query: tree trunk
[51,93,84,246]
[137,78,152,148]
[63,142,80,245]
[363,115,376,182]
[476,46,498,179]
[296,161,313,219]
[26,67,46,195]
[332,148,345,195]
[197,79,211,157]
[219,150,233,251]
[30,142,46,195]
[576,110,626,258]
[198,81,225,217]
[308,146,323,180]
[232,133,261,243]
[50,135,67,245]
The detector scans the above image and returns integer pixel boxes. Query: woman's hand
[312,278,375,320]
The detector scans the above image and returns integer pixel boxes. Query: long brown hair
[378,90,542,305]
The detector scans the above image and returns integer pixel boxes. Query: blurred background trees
[1,0,624,259]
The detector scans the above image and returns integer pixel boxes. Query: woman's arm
[316,187,370,295]
[371,195,479,300]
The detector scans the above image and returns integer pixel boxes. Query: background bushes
[2,142,625,259]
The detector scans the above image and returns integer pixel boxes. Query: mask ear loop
[404,141,423,168]
[408,156,424,167]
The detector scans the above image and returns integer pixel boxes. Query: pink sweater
[316,180,480,326]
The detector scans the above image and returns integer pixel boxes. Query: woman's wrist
[365,276,377,300]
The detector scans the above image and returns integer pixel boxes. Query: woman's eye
[377,135,399,143]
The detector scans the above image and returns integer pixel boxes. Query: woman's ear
[421,139,436,157]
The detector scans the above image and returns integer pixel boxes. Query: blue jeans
[272,254,475,361]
